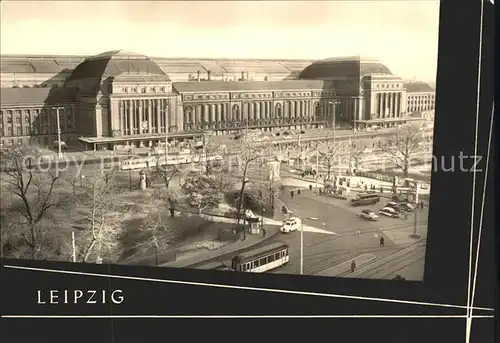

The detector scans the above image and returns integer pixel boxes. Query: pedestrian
[350,260,356,273]
[309,184,313,191]
[365,184,368,191]
[380,236,385,247]
[380,186,383,193]
[404,212,408,220]
[297,189,301,195]
[420,201,424,210]
[291,190,294,199]
[262,228,267,238]
[356,229,361,235]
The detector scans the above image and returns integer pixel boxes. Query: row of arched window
[183,101,333,128]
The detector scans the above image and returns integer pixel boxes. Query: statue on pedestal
[139,169,147,190]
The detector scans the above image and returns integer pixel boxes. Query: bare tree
[70,169,121,263]
[181,171,223,215]
[154,164,179,190]
[0,146,63,259]
[151,187,181,217]
[138,202,177,265]
[348,140,367,173]
[196,139,225,175]
[377,123,424,177]
[233,141,262,236]
[316,136,344,179]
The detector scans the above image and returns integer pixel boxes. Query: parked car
[379,207,400,218]
[280,217,302,233]
[399,203,415,212]
[359,209,379,221]
[350,194,381,206]
[385,201,405,213]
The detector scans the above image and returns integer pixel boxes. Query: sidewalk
[381,222,428,246]
[163,225,281,268]
[315,253,377,277]
[281,175,430,205]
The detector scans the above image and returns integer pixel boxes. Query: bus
[231,242,290,273]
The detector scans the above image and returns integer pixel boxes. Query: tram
[120,152,222,170]
[231,242,290,273]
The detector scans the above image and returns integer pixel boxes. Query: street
[212,183,428,277]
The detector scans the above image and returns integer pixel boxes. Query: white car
[359,209,379,221]
[280,217,301,233]
[379,207,400,218]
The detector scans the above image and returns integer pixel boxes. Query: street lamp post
[329,101,341,177]
[153,237,159,266]
[410,182,421,239]
[300,218,304,275]
[158,108,169,158]
[128,152,132,191]
[288,210,304,275]
[52,106,65,159]
[315,142,320,190]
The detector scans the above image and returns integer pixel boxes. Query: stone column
[392,93,396,117]
[156,100,161,132]
[203,104,209,124]
[147,100,153,133]
[248,103,253,121]
[137,100,143,134]
[353,98,359,123]
[395,93,399,117]
[398,93,402,116]
[118,101,124,136]
[128,100,134,136]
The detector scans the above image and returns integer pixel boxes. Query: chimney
[207,70,211,81]
[197,70,200,82]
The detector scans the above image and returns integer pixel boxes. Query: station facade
[0,51,436,150]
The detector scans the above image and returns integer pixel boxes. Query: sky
[0,1,440,81]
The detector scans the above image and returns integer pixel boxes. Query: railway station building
[0,51,435,150]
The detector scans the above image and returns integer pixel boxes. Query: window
[7,127,13,136]
[16,127,22,135]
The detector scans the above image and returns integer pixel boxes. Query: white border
[0,2,494,342]
[1,315,494,319]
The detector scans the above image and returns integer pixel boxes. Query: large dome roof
[300,56,392,80]
[66,50,169,82]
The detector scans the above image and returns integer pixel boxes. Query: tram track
[337,240,427,279]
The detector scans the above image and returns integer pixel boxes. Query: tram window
[268,254,275,262]
[275,253,280,260]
